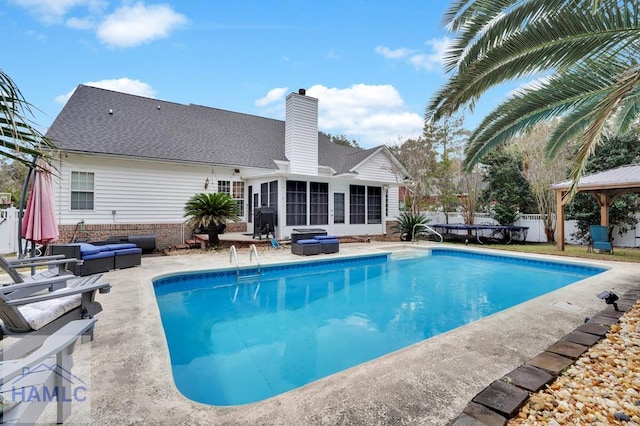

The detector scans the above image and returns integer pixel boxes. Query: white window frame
[70,171,95,210]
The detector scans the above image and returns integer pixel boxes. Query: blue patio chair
[589,225,613,253]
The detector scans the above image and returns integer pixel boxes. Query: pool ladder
[229,244,261,280]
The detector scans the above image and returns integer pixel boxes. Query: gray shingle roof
[46,85,381,173]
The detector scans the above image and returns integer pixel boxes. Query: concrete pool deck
[26,242,640,425]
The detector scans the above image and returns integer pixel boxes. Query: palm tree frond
[0,69,57,168]
[429,0,640,121]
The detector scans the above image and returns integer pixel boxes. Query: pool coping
[36,242,640,425]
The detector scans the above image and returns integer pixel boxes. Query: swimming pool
[153,248,605,406]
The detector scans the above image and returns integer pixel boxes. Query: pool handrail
[229,245,239,277]
[249,244,261,276]
[412,224,443,243]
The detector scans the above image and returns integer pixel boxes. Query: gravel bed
[509,301,640,425]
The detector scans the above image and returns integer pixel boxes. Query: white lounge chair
[0,319,97,424]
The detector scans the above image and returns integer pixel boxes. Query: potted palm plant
[184,193,240,247]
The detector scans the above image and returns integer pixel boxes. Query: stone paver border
[452,288,640,425]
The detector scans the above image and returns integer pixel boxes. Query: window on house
[368,186,382,224]
[310,182,328,225]
[248,186,253,222]
[70,171,94,210]
[217,180,231,194]
[260,182,268,207]
[334,192,345,224]
[268,180,278,210]
[349,185,365,224]
[286,180,307,226]
[385,189,389,218]
[233,181,245,217]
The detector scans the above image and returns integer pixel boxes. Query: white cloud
[11,1,185,48]
[96,3,188,48]
[9,0,106,23]
[256,84,423,148]
[374,46,415,60]
[25,29,47,41]
[376,37,450,72]
[65,16,94,30]
[55,78,157,104]
[254,87,288,107]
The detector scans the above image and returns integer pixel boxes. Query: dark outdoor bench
[313,235,340,254]
[291,239,322,256]
[291,235,340,256]
[103,234,156,254]
[51,242,142,276]
[291,228,327,243]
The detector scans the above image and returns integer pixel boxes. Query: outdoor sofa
[51,242,142,276]
[291,235,340,256]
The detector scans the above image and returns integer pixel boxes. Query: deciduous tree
[326,133,360,148]
[513,122,570,242]
[0,158,28,205]
[480,147,536,225]
[427,114,468,222]
[389,137,437,213]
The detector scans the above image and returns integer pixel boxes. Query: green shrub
[392,212,430,241]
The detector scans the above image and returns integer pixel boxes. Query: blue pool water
[153,248,605,406]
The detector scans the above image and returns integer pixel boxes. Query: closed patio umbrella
[21,159,59,249]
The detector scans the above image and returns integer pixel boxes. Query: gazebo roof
[550,163,640,192]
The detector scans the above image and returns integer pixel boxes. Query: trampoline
[428,224,529,244]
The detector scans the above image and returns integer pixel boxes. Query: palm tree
[184,192,240,247]
[1,70,57,168]
[427,0,640,190]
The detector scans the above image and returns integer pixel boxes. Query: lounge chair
[0,275,110,357]
[589,225,613,253]
[0,319,96,424]
[1,254,82,294]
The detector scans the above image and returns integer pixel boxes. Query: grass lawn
[467,242,640,263]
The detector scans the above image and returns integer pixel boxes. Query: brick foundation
[386,220,397,236]
[58,222,248,251]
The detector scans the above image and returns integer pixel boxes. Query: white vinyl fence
[421,211,640,247]
[0,207,19,254]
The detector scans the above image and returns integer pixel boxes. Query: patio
[18,242,640,425]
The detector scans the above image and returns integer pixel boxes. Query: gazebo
[550,164,640,251]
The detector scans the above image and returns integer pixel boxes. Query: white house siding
[352,150,402,182]
[285,93,319,175]
[352,150,402,222]
[55,154,244,225]
[387,187,399,219]
[54,150,403,245]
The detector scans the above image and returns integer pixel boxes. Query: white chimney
[285,89,318,175]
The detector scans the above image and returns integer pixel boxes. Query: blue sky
[3,0,515,149]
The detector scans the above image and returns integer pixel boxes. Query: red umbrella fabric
[21,160,59,244]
